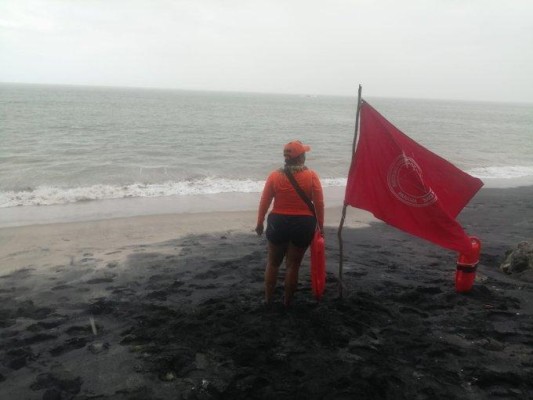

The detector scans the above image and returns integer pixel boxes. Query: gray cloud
[1,0,532,102]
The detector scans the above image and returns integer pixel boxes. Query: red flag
[345,101,484,253]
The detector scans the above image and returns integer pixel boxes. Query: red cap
[284,140,311,159]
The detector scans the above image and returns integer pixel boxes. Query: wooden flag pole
[337,84,362,298]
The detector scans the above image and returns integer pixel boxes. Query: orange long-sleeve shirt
[257,168,325,228]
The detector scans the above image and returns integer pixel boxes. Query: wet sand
[0,186,532,399]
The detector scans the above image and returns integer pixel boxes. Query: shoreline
[0,186,350,229]
[1,185,531,276]
[2,178,533,229]
[0,204,376,276]
[0,186,532,399]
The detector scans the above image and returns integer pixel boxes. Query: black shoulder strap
[284,168,316,218]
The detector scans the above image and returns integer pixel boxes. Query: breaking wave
[0,177,348,208]
[3,165,531,208]
[467,165,533,179]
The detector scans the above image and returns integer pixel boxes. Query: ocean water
[1,83,532,226]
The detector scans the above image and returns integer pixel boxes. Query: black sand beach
[1,186,532,399]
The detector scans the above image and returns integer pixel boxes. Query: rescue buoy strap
[456,264,478,272]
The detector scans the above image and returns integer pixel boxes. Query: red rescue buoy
[310,229,326,300]
[455,237,481,293]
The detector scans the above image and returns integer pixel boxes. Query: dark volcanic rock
[501,241,533,274]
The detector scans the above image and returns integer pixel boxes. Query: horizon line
[1,80,531,106]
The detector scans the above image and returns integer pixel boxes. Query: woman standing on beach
[255,140,324,307]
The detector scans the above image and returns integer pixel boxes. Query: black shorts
[266,213,317,248]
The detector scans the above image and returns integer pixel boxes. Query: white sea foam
[467,165,533,179]
[0,177,348,208]
[2,165,531,209]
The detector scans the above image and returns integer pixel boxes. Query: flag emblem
[387,154,438,207]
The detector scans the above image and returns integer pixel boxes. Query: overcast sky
[1,0,532,102]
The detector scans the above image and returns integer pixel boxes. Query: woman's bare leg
[265,241,287,305]
[284,243,307,307]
